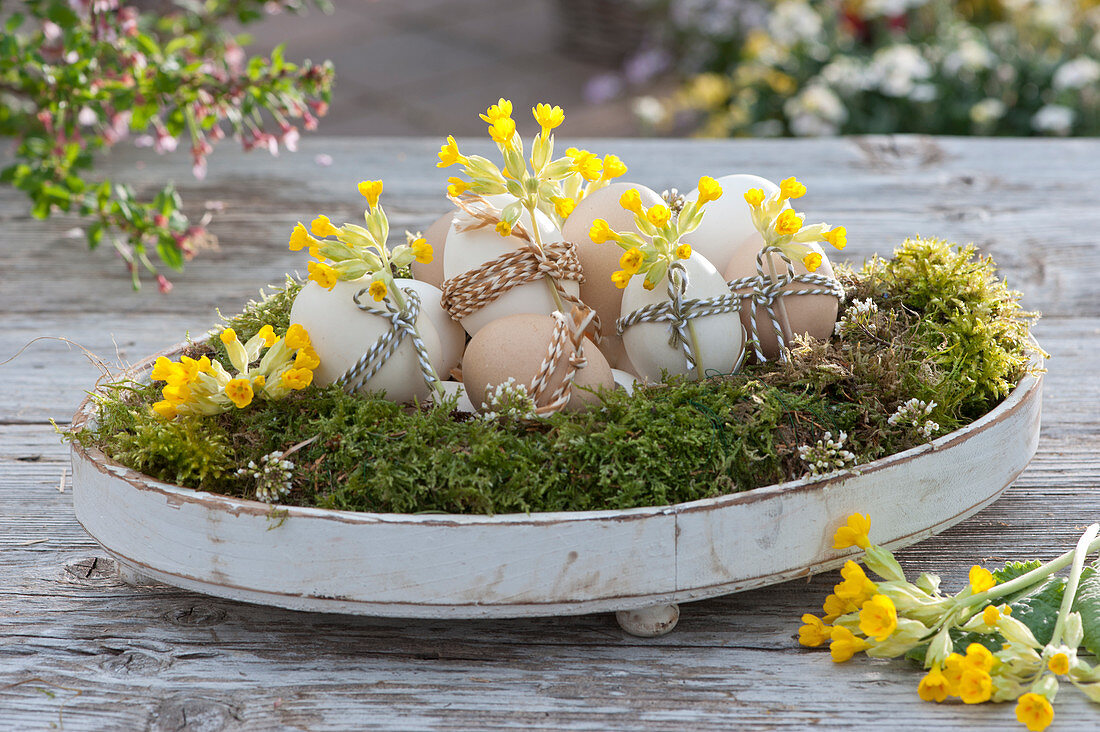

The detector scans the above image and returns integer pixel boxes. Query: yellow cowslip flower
[495,220,512,238]
[834,513,872,549]
[307,260,339,290]
[956,668,992,704]
[610,270,631,290]
[151,357,189,387]
[224,378,253,409]
[567,147,602,182]
[554,197,576,219]
[779,176,807,200]
[646,204,671,227]
[917,666,951,703]
[744,188,765,207]
[774,208,802,236]
[437,135,465,168]
[942,653,966,689]
[285,323,311,351]
[823,225,847,250]
[619,188,643,215]
[480,98,513,123]
[589,218,619,244]
[446,176,469,197]
[1016,692,1055,732]
[642,278,657,291]
[411,237,433,264]
[969,565,996,593]
[982,605,1001,626]
[257,324,278,347]
[532,103,564,134]
[152,400,178,420]
[675,243,692,260]
[310,214,339,238]
[1048,652,1070,675]
[798,614,831,648]
[964,643,995,673]
[488,116,517,145]
[619,247,644,274]
[859,594,898,642]
[288,222,312,252]
[358,180,383,208]
[822,593,858,623]
[368,280,388,302]
[295,346,320,371]
[602,154,627,179]
[835,560,877,602]
[281,367,314,390]
[803,251,823,272]
[829,626,869,663]
[220,328,238,345]
[252,374,266,389]
[697,175,723,204]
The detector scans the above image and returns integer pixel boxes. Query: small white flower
[798,431,857,476]
[888,399,939,440]
[970,98,1007,126]
[767,1,823,47]
[480,378,537,421]
[1052,56,1100,91]
[834,298,878,339]
[632,96,667,128]
[237,450,295,503]
[1032,104,1076,135]
[784,83,847,137]
[869,45,932,98]
[820,57,869,95]
[943,38,995,75]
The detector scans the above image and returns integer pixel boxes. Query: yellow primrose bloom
[610,270,631,290]
[619,188,643,215]
[697,175,723,204]
[307,260,339,290]
[589,218,619,244]
[295,346,320,371]
[567,147,602,181]
[368,280,388,302]
[411,237,433,264]
[495,220,513,238]
[969,565,996,593]
[942,653,966,689]
[956,668,992,704]
[917,666,951,703]
[162,383,191,405]
[829,626,869,663]
[859,594,898,642]
[675,243,692,260]
[437,135,465,168]
[288,222,312,252]
[252,374,266,389]
[779,176,807,200]
[1016,692,1055,732]
[358,180,383,208]
[257,324,278,347]
[835,560,877,602]
[619,247,644,274]
[220,328,238,345]
[964,643,995,673]
[1048,652,1070,675]
[646,204,671,227]
[488,117,517,145]
[744,188,765,207]
[642,278,657,291]
[803,251,823,272]
[822,593,858,623]
[774,208,803,236]
[602,154,627,179]
[532,103,564,133]
[224,378,253,409]
[480,98,513,123]
[281,368,314,391]
[151,356,185,385]
[310,214,339,238]
[554,197,576,219]
[982,605,1001,626]
[798,614,831,648]
[447,176,469,197]
[834,513,872,549]
[285,324,311,351]
[152,400,178,420]
[823,225,847,250]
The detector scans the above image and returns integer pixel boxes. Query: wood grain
[2,136,1099,730]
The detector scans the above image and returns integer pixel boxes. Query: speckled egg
[681,174,780,273]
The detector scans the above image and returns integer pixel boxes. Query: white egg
[395,279,466,379]
[682,174,780,273]
[443,201,579,337]
[409,210,453,289]
[619,252,745,382]
[289,277,444,403]
[610,368,638,395]
[432,380,475,413]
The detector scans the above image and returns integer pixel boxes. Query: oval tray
[71,343,1043,628]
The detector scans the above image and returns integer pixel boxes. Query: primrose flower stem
[525,203,568,314]
[386,274,445,399]
[963,532,1100,609]
[1051,523,1100,646]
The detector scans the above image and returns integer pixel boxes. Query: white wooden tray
[70,344,1043,636]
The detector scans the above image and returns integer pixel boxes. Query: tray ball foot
[615,604,680,637]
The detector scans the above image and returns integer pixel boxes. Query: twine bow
[337,287,438,394]
[528,305,599,415]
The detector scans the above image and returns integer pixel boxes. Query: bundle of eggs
[290,173,842,415]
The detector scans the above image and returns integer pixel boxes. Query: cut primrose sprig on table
[744,177,847,272]
[589,175,724,291]
[799,514,1100,731]
[150,323,319,420]
[436,98,628,234]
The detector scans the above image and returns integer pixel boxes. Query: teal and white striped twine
[337,287,438,394]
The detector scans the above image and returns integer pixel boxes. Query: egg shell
[723,242,839,361]
[394,278,466,379]
[620,252,745,383]
[289,277,444,403]
[409,211,453,289]
[433,380,475,413]
[610,368,638,395]
[462,313,615,413]
[443,204,579,337]
[682,174,780,273]
[561,181,664,370]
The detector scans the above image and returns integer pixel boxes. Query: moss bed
[72,238,1040,515]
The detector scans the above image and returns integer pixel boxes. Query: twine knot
[337,287,438,394]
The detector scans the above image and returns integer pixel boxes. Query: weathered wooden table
[2,137,1098,730]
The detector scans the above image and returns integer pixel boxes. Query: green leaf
[993,560,1043,584]
[1009,577,1066,646]
[87,222,104,250]
[156,235,184,271]
[1071,567,1100,655]
[6,12,24,33]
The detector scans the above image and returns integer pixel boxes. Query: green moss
[74,237,1040,515]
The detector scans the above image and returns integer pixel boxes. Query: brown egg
[561,182,664,371]
[410,210,453,289]
[462,313,615,413]
[723,238,839,361]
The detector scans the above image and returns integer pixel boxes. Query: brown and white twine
[528,306,599,415]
